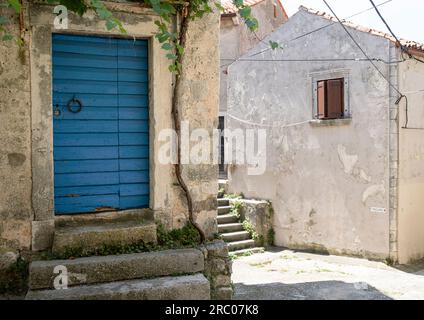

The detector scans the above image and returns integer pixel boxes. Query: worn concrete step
[229,247,265,257]
[26,274,210,300]
[52,218,157,255]
[217,214,239,224]
[227,239,256,251]
[217,198,229,206]
[218,223,244,233]
[218,179,228,192]
[29,248,204,290]
[218,206,232,215]
[221,231,251,242]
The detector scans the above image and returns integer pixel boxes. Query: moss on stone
[39,223,201,261]
[0,257,28,296]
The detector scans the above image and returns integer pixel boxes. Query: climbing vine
[1,0,259,72]
[0,0,260,243]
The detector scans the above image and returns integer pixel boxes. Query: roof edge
[297,5,424,54]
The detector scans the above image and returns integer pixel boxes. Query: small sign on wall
[370,207,387,214]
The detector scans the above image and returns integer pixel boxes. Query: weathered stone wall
[0,4,32,291]
[230,199,273,246]
[177,2,220,239]
[201,240,233,300]
[227,9,394,260]
[1,0,219,273]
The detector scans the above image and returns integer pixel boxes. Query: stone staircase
[26,211,210,300]
[217,180,265,256]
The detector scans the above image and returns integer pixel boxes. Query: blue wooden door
[52,34,149,215]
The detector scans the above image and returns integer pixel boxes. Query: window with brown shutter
[316,78,344,119]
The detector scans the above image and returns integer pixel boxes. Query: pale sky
[282,0,424,43]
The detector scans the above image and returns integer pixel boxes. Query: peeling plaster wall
[227,10,393,259]
[178,2,220,238]
[220,0,287,113]
[397,58,424,264]
[0,5,32,251]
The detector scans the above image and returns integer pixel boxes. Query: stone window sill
[309,118,352,127]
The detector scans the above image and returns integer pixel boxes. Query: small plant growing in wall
[229,199,244,219]
[0,257,29,296]
[224,193,243,200]
[242,218,263,245]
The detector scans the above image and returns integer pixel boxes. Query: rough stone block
[205,240,229,258]
[26,274,210,300]
[212,275,231,288]
[31,220,54,251]
[229,199,273,246]
[0,251,18,270]
[29,248,205,290]
[212,287,233,300]
[52,220,157,254]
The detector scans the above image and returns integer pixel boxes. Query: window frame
[311,69,350,120]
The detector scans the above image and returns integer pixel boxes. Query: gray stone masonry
[201,240,233,300]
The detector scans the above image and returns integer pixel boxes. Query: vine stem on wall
[171,7,206,242]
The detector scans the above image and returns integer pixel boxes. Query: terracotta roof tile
[299,5,424,53]
[221,0,267,15]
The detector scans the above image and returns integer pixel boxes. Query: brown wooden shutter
[317,81,326,119]
[327,78,344,119]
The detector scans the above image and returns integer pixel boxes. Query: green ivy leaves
[233,0,259,31]
[90,0,126,33]
[0,2,19,42]
[7,0,21,13]
[153,16,181,73]
[269,40,281,50]
[0,0,266,74]
[46,0,87,16]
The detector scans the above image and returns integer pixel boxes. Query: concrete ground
[232,247,424,300]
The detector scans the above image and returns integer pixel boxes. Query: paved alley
[232,248,424,300]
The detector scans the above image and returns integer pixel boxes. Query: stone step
[218,223,244,233]
[26,274,210,300]
[29,248,204,290]
[217,198,229,206]
[229,247,265,257]
[218,179,228,191]
[217,214,239,224]
[218,206,231,215]
[52,217,157,255]
[227,239,256,251]
[221,231,251,242]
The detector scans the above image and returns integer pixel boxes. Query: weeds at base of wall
[224,193,244,200]
[229,251,254,261]
[40,224,201,261]
[227,197,244,219]
[385,257,395,266]
[0,257,28,296]
[267,228,275,246]
[266,201,274,220]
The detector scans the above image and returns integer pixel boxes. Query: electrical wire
[247,0,393,59]
[226,113,311,128]
[220,57,401,68]
[367,0,420,128]
[369,0,424,66]
[322,0,409,130]
[221,0,395,69]
[323,0,402,97]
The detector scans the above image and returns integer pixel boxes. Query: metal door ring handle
[67,97,83,113]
